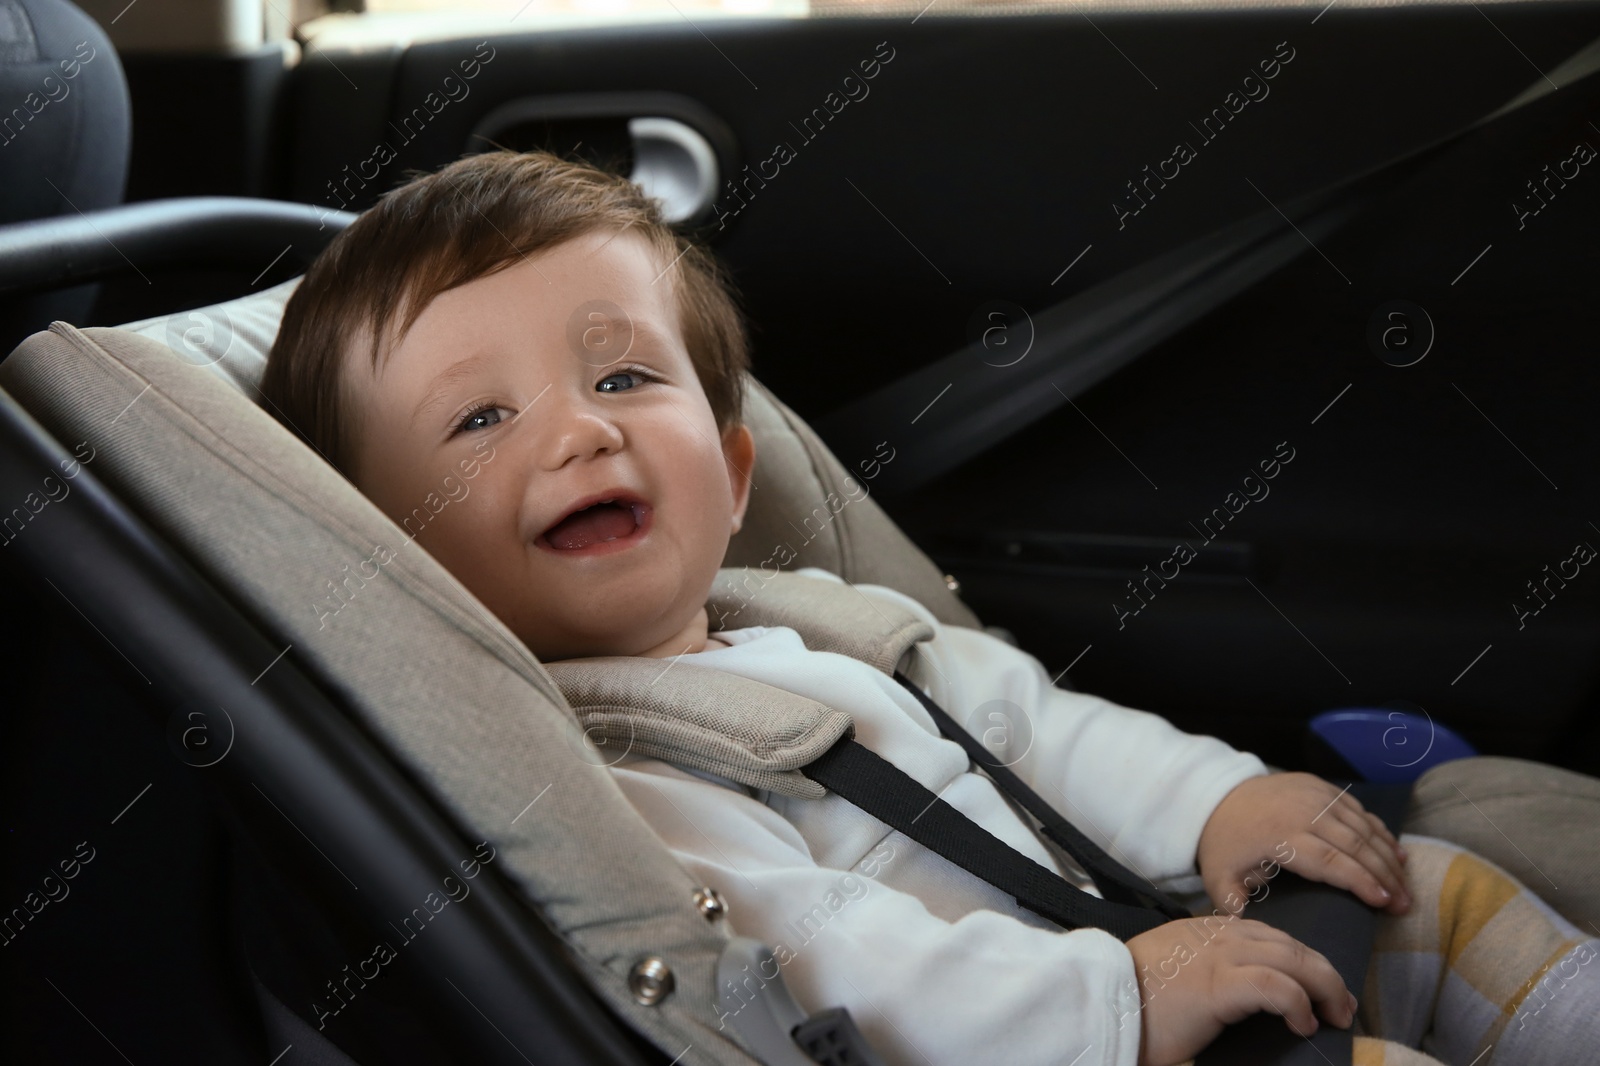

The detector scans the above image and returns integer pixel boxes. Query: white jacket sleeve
[608,756,1147,1066]
[842,572,1270,893]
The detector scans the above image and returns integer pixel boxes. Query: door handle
[627,116,719,226]
[468,93,734,227]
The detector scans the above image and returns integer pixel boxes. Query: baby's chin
[526,608,708,663]
[538,638,649,663]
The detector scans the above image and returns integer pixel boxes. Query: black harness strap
[801,735,1172,941]
[891,669,1190,922]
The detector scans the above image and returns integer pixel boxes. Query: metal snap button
[628,957,674,1006]
[693,886,727,920]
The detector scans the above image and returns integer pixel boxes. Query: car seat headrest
[114,278,981,629]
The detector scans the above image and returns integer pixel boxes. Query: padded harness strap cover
[545,569,930,796]
[706,568,936,674]
[544,656,852,799]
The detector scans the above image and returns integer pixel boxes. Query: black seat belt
[799,673,1190,941]
[810,61,1600,502]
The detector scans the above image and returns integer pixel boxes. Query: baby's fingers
[1371,811,1405,860]
[1222,925,1355,1035]
[1219,964,1354,1038]
[1298,837,1399,910]
[1341,795,1406,862]
[1328,810,1410,911]
[1231,966,1322,1037]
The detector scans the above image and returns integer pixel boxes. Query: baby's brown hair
[261,150,750,473]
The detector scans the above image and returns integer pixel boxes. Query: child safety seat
[0,275,1405,1066]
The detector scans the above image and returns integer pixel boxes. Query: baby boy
[262,150,1597,1066]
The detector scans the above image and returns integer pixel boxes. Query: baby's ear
[722,422,756,534]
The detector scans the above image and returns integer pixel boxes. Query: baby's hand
[1127,917,1357,1066]
[1197,773,1410,916]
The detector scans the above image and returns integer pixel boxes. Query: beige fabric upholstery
[723,378,981,630]
[116,276,298,396]
[1404,756,1600,930]
[0,323,762,1066]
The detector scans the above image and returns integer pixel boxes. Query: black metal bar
[0,197,357,296]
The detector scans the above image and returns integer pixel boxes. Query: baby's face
[343,228,755,662]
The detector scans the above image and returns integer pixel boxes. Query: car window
[298,0,1535,49]
[357,0,1525,21]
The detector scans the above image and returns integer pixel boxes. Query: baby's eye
[454,404,506,434]
[597,366,658,394]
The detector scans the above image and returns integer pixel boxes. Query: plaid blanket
[1351,834,1598,1065]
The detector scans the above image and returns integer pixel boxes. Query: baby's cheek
[411,478,517,566]
[438,470,518,526]
[440,474,471,503]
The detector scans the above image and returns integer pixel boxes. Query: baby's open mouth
[538,492,651,552]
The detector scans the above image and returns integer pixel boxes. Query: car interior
[2,0,1598,1063]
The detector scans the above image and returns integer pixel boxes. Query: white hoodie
[606,568,1268,1066]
